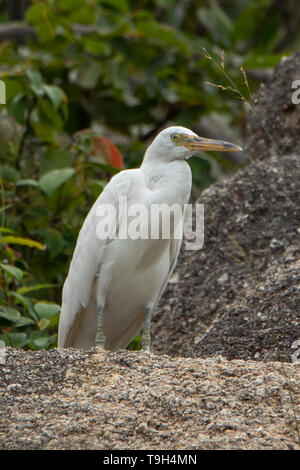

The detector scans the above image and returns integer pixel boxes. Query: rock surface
[0,348,299,450]
[152,51,300,362]
[152,153,300,362]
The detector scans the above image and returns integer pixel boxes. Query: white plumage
[58,126,241,352]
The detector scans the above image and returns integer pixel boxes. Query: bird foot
[95,326,106,350]
[142,326,151,353]
[96,306,106,349]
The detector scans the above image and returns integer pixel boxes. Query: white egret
[58,126,242,352]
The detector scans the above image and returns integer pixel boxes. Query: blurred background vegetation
[0,0,299,350]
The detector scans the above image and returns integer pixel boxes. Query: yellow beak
[181,134,243,152]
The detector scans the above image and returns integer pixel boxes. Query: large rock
[152,153,300,361]
[0,348,299,450]
[152,51,300,362]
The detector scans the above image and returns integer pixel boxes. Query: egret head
[146,126,242,162]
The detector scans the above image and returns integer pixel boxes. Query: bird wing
[154,233,182,308]
[58,171,133,348]
[108,233,182,351]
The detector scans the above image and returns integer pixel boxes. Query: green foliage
[0,0,298,350]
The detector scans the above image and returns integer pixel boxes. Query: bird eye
[171,133,179,141]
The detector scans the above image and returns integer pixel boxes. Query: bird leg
[142,306,152,353]
[96,305,106,349]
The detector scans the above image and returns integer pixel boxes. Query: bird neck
[141,157,192,205]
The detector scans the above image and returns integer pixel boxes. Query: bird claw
[92,345,105,354]
[142,329,151,353]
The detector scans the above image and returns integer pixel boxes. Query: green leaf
[16,179,39,187]
[0,205,13,214]
[127,335,142,351]
[136,19,190,53]
[26,69,43,87]
[9,292,38,321]
[26,4,56,42]
[96,12,129,37]
[0,306,21,322]
[242,53,283,68]
[82,36,112,55]
[31,107,61,143]
[34,302,61,319]
[56,0,84,10]
[69,63,102,89]
[43,85,65,109]
[17,284,57,295]
[29,330,57,350]
[0,236,45,250]
[67,6,95,23]
[29,84,45,98]
[0,165,20,182]
[0,263,23,282]
[1,332,28,348]
[38,99,64,128]
[100,0,129,13]
[33,335,56,349]
[87,161,120,175]
[15,316,35,327]
[39,150,73,176]
[37,317,51,330]
[37,228,64,259]
[39,168,75,197]
[232,4,262,42]
[197,3,233,48]
[0,334,9,346]
[0,228,14,234]
[48,313,60,329]
[8,93,27,125]
[5,78,24,102]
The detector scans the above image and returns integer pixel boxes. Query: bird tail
[105,309,145,351]
[58,279,98,349]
